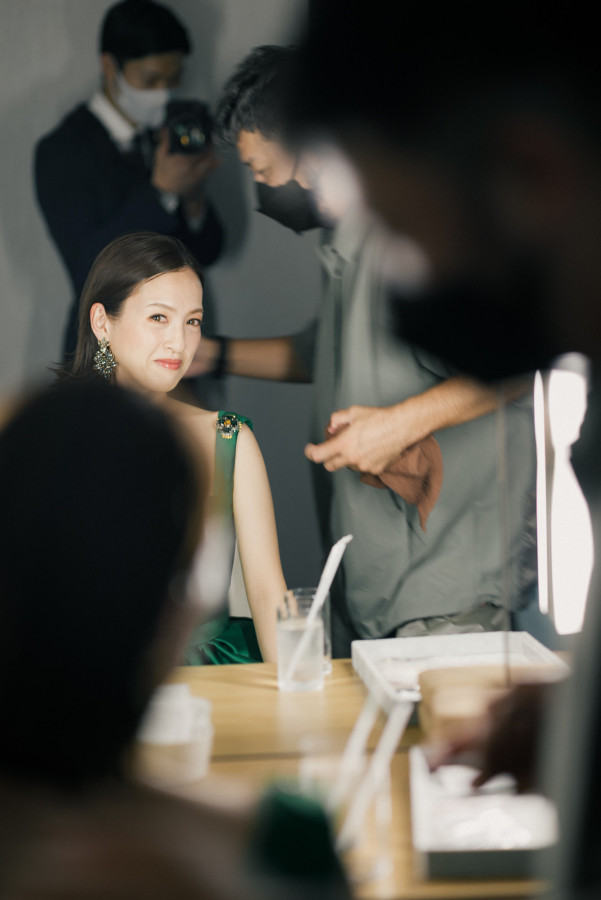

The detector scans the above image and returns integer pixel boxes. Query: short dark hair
[0,381,205,786]
[66,232,203,381]
[216,45,295,146]
[100,0,191,66]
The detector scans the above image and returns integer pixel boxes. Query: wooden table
[138,660,545,900]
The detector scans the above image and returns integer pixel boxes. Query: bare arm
[305,375,532,474]
[187,336,312,382]
[232,426,287,662]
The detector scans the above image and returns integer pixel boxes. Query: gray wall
[0,0,323,586]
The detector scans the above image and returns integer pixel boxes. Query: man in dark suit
[35,0,223,359]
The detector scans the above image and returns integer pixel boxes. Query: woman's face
[103,267,203,394]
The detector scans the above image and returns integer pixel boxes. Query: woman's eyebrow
[145,301,204,314]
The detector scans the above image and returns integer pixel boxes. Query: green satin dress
[183,412,263,665]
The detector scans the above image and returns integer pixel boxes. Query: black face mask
[255,180,324,233]
[390,259,566,381]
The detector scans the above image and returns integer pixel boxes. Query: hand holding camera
[151,100,220,201]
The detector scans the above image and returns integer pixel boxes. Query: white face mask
[114,69,172,129]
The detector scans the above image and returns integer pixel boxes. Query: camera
[164,100,213,155]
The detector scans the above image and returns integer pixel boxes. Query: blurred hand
[426,682,552,793]
[185,337,219,378]
[304,404,414,474]
[152,130,221,200]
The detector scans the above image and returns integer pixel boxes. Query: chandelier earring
[93,337,117,380]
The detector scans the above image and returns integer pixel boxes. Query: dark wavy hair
[216,45,296,146]
[0,380,206,787]
[64,232,203,381]
[100,0,190,66]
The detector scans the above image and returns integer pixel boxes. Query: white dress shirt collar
[88,90,137,150]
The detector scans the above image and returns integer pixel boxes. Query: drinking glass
[283,587,332,674]
[277,591,325,691]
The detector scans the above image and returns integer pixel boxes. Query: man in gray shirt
[192,46,537,655]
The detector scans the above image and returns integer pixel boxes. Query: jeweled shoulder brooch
[216,412,241,439]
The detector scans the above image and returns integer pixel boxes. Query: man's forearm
[389,374,532,443]
[305,375,533,473]
[228,337,311,381]
[200,336,311,382]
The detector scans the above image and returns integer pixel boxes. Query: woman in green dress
[65,231,285,663]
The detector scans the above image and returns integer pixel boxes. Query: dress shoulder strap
[213,411,254,514]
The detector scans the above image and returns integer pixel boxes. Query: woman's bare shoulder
[165,398,217,430]
[166,402,258,456]
[162,399,219,463]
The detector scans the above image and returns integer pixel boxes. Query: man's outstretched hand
[304,404,416,474]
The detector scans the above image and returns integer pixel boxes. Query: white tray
[351,631,568,712]
[409,745,558,878]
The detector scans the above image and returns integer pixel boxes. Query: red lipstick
[155,359,182,370]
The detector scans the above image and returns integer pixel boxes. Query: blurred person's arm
[187,336,313,383]
[425,681,555,794]
[305,375,532,474]
[151,130,224,263]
